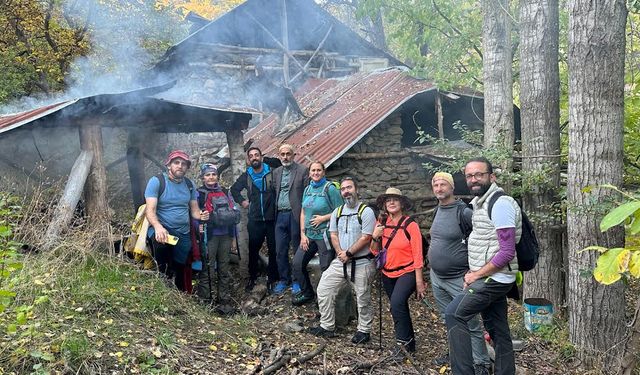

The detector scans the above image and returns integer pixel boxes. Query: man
[429,172,491,374]
[307,177,375,345]
[272,144,309,294]
[145,150,208,292]
[230,147,278,292]
[445,157,521,375]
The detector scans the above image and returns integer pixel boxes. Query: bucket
[523,298,553,332]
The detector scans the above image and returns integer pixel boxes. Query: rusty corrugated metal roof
[245,68,435,166]
[0,100,78,135]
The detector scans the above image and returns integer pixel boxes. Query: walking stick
[379,271,383,350]
[201,223,213,303]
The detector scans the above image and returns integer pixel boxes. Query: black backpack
[380,216,429,269]
[487,192,540,271]
[197,188,241,227]
[431,200,473,245]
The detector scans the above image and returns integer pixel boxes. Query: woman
[291,161,343,306]
[196,163,240,314]
[371,187,426,354]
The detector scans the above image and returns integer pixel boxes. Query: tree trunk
[481,0,514,159]
[519,0,564,309]
[79,122,110,226]
[567,0,627,369]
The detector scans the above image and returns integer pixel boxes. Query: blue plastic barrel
[523,298,553,332]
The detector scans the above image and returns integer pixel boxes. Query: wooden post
[126,130,147,211]
[79,121,110,225]
[281,0,290,84]
[226,123,250,272]
[43,150,93,251]
[435,91,445,139]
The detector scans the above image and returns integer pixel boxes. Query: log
[43,150,93,251]
[295,343,326,365]
[341,151,411,160]
[79,122,109,224]
[436,92,444,140]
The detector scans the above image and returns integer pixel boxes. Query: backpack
[431,200,473,245]
[487,192,540,271]
[155,173,194,199]
[336,202,369,227]
[197,188,240,227]
[304,180,341,210]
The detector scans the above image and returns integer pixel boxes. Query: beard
[250,159,261,169]
[281,160,292,167]
[343,194,357,208]
[468,181,492,196]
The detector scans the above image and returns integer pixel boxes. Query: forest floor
[0,243,601,375]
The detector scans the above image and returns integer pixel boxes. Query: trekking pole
[379,271,383,350]
[234,229,242,261]
[202,224,213,303]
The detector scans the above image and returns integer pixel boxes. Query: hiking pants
[316,258,375,333]
[247,219,278,284]
[151,231,191,292]
[430,271,491,366]
[445,278,515,375]
[275,210,301,284]
[197,235,233,303]
[292,238,334,297]
[381,272,417,352]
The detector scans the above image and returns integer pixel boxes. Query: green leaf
[600,201,640,232]
[7,324,16,334]
[629,251,640,278]
[579,245,608,253]
[0,290,16,297]
[593,248,630,285]
[630,211,640,235]
[16,311,27,325]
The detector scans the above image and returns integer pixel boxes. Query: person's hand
[372,223,384,241]
[241,200,249,209]
[463,271,480,289]
[154,225,168,244]
[416,280,427,300]
[309,215,323,228]
[337,250,349,263]
[300,233,309,251]
[200,210,210,221]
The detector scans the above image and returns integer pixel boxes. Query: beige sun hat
[376,187,413,210]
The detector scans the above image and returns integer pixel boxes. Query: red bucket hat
[165,150,191,168]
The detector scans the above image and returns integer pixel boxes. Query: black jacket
[230,166,276,222]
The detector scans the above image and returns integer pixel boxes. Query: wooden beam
[226,124,249,272]
[79,122,110,225]
[436,91,445,139]
[126,131,147,211]
[281,0,290,84]
[43,150,93,251]
[290,25,334,84]
[244,11,308,76]
[340,151,411,160]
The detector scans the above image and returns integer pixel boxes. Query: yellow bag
[124,204,155,270]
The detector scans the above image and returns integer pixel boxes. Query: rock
[284,321,304,333]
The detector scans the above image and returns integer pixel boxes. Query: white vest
[467,183,522,275]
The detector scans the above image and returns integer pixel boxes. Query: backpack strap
[457,202,472,244]
[155,173,166,199]
[322,181,335,210]
[487,191,506,221]
[356,203,367,225]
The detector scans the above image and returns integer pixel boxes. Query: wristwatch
[345,250,354,258]
[372,237,382,243]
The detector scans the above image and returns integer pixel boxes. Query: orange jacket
[371,216,424,278]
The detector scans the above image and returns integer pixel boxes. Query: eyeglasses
[464,172,490,180]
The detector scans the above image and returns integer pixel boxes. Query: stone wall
[326,111,437,231]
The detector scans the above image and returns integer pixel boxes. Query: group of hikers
[144,145,524,375]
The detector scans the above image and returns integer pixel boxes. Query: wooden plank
[43,150,93,251]
[79,122,110,224]
[436,91,445,139]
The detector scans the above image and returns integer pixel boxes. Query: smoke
[1,0,188,114]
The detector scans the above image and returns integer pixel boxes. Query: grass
[0,234,257,374]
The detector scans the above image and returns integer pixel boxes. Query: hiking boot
[432,352,449,366]
[474,364,491,375]
[351,331,370,344]
[271,281,287,295]
[245,279,256,293]
[307,326,336,338]
[291,282,301,295]
[292,293,314,306]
